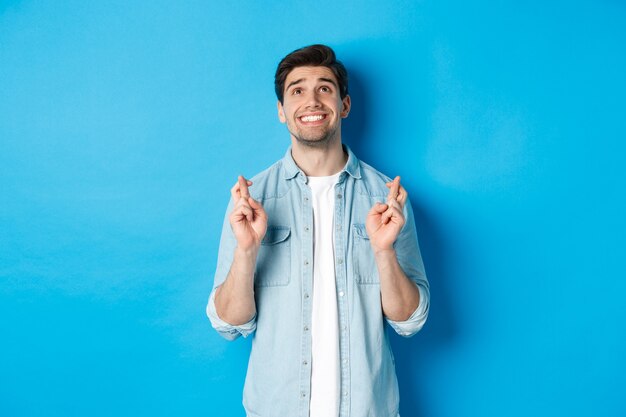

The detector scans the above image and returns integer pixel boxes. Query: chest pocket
[254,225,291,287]
[352,223,380,284]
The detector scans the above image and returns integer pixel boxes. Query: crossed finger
[230,175,253,201]
[233,195,254,222]
[381,202,405,226]
[385,176,407,209]
[239,175,250,199]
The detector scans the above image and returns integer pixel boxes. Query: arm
[374,248,420,322]
[366,176,430,335]
[207,176,267,339]
[214,246,258,325]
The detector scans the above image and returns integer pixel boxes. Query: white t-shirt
[307,173,341,417]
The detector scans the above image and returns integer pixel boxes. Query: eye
[292,88,302,95]
[320,86,331,93]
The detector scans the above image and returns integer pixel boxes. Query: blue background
[1,1,625,416]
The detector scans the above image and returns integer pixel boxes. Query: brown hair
[274,44,349,104]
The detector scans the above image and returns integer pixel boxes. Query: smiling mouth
[298,114,327,124]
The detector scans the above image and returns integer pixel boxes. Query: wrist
[231,245,259,278]
[372,246,396,258]
[235,245,260,260]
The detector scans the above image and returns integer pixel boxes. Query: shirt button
[343,391,348,397]
[337,259,343,264]
[304,293,310,299]
[304,326,309,331]
[301,392,307,398]
[338,291,344,297]
[337,194,342,199]
[303,360,308,366]
[304,260,309,265]
[305,226,310,232]
[343,359,348,364]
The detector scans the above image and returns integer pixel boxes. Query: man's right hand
[229,175,267,251]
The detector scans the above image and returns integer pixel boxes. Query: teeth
[300,114,324,122]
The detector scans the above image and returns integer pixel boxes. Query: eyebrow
[285,77,338,92]
[318,77,338,87]
[285,78,304,91]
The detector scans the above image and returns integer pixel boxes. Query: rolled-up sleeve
[206,198,257,340]
[206,288,257,340]
[386,198,430,337]
[386,283,430,337]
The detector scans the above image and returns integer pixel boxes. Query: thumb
[248,197,265,213]
[372,202,388,214]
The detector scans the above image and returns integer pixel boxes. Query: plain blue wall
[1,1,625,416]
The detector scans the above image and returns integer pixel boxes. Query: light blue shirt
[207,144,430,417]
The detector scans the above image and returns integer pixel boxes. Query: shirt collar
[282,143,362,180]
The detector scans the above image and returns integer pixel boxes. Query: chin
[295,135,334,148]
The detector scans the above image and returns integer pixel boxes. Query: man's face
[278,66,351,148]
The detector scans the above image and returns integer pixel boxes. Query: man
[207,44,429,417]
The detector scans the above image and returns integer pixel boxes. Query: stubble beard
[289,120,340,150]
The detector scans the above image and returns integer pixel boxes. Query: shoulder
[247,159,290,201]
[356,159,393,198]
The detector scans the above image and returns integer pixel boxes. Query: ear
[277,100,286,123]
[340,95,351,118]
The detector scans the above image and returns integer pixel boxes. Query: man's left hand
[366,176,407,254]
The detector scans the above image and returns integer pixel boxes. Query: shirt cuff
[206,288,256,340]
[386,283,429,337]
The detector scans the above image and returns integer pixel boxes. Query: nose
[305,91,322,108]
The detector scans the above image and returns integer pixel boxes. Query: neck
[290,136,347,177]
